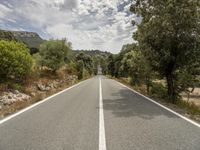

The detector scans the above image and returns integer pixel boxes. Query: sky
[0,0,137,53]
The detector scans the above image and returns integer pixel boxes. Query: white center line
[99,76,107,150]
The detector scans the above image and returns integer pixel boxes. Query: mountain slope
[0,29,44,48]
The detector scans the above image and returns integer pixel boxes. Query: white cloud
[0,0,136,53]
[0,4,12,21]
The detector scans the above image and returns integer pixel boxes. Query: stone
[8,95,13,99]
[0,91,31,105]
[37,83,47,91]
[30,92,36,96]
[13,90,20,94]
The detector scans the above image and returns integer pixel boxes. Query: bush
[0,40,33,81]
[37,39,70,72]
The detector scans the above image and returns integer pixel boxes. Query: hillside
[12,31,44,48]
[0,29,17,41]
[0,29,44,49]
[72,49,111,57]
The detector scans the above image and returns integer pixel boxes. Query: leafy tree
[98,55,108,74]
[108,43,138,77]
[131,0,200,102]
[76,60,84,79]
[121,49,153,93]
[107,54,115,77]
[37,39,71,72]
[0,40,33,80]
[75,52,93,78]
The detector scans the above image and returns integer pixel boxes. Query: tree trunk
[166,73,176,103]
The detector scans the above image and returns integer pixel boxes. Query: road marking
[114,80,200,128]
[0,78,89,125]
[99,76,107,150]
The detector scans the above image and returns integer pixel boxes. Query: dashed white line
[99,76,107,150]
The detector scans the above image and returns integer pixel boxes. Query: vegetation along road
[0,76,199,150]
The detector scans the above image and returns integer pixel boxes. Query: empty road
[0,76,200,150]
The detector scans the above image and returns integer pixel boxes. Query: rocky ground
[0,90,31,107]
[0,75,78,118]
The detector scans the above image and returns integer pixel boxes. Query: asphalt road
[0,76,199,150]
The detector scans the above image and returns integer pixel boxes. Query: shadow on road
[103,88,178,120]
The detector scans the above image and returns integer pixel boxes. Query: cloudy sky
[0,0,136,53]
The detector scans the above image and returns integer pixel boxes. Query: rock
[72,75,78,79]
[48,83,55,89]
[0,105,2,110]
[0,91,30,105]
[8,95,13,99]
[37,82,54,91]
[30,92,36,96]
[37,83,47,91]
[46,87,51,91]
[13,90,20,94]
[19,94,30,100]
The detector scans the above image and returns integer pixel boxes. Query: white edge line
[0,78,89,125]
[99,76,107,150]
[114,79,200,128]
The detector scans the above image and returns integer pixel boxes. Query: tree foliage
[121,49,153,92]
[0,40,33,80]
[75,52,93,79]
[37,39,71,72]
[130,0,200,102]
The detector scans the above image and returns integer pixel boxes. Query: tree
[121,49,153,93]
[108,43,138,78]
[131,0,200,102]
[75,52,93,78]
[76,60,84,79]
[98,55,108,74]
[37,39,71,72]
[0,40,33,81]
[107,55,115,77]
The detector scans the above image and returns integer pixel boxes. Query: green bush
[37,39,70,72]
[0,40,33,80]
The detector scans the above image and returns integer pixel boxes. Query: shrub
[37,39,70,72]
[0,40,33,81]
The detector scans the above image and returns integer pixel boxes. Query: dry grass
[0,66,80,119]
[0,78,79,119]
[182,88,200,106]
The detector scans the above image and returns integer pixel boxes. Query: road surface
[0,76,199,150]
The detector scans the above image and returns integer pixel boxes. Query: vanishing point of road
[0,76,200,150]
